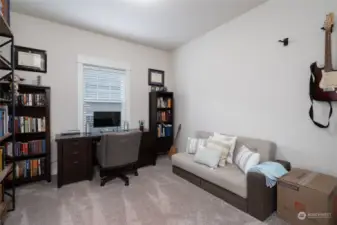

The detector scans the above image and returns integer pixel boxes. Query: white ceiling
[11,0,267,50]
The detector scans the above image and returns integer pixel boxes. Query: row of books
[157,111,172,123]
[8,159,45,180]
[0,105,8,136]
[157,97,172,108]
[6,139,46,157]
[157,124,173,138]
[16,93,46,106]
[9,116,46,133]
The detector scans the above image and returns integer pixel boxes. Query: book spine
[42,117,45,132]
[42,140,46,153]
[0,110,3,136]
[38,118,41,132]
[27,160,30,178]
[38,159,41,176]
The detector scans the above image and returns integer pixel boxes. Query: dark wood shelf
[150,92,174,155]
[0,13,13,38]
[16,132,46,136]
[0,165,13,183]
[6,175,46,187]
[0,98,11,103]
[157,136,173,139]
[10,105,47,108]
[6,153,47,161]
[0,133,12,143]
[154,91,173,96]
[157,108,172,110]
[157,122,172,124]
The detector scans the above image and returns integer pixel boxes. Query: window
[77,55,130,131]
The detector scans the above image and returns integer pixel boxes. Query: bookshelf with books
[149,92,174,155]
[0,83,51,187]
[0,13,16,216]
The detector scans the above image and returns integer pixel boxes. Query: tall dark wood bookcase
[0,12,16,217]
[149,92,174,155]
[1,83,51,187]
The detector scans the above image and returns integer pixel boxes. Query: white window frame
[77,55,131,132]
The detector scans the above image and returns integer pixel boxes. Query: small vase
[139,125,144,132]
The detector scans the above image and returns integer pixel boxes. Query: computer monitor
[93,111,121,128]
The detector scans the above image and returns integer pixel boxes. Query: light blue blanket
[249,161,288,188]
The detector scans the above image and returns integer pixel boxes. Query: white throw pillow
[206,137,230,167]
[213,132,237,164]
[234,145,260,174]
[193,146,222,168]
[186,137,207,154]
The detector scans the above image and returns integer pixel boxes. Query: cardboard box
[277,168,337,225]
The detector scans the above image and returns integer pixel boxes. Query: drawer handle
[72,151,79,155]
[73,161,79,164]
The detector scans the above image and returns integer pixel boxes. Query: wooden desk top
[55,129,149,141]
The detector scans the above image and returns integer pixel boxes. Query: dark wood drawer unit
[57,138,93,188]
[55,130,157,188]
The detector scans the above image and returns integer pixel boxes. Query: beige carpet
[7,157,288,225]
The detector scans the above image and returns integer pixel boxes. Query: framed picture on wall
[14,46,47,73]
[1,0,10,25]
[148,69,164,86]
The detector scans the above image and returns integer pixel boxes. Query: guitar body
[168,146,177,157]
[310,62,337,101]
[168,124,181,158]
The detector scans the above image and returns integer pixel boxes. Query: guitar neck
[325,30,333,72]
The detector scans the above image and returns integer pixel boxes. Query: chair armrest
[273,160,291,171]
[247,171,277,221]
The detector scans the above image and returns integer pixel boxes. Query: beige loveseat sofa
[172,131,291,221]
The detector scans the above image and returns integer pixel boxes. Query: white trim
[77,54,131,131]
[77,55,131,71]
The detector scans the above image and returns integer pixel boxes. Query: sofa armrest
[273,160,291,171]
[247,171,277,221]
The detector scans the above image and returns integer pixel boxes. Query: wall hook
[278,38,289,46]
[321,25,334,32]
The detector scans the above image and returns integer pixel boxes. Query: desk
[55,130,156,188]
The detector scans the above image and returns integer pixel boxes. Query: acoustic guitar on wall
[168,124,181,157]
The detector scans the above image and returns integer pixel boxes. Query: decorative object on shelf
[2,73,24,83]
[9,74,23,97]
[1,0,10,25]
[278,38,289,46]
[150,86,167,92]
[123,121,129,131]
[14,46,47,73]
[37,75,41,86]
[139,120,144,132]
[60,130,81,136]
[148,69,164,86]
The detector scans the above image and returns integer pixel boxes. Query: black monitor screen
[93,111,121,128]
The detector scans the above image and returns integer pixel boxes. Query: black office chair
[96,131,142,186]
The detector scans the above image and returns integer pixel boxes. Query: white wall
[11,12,173,174]
[173,0,337,176]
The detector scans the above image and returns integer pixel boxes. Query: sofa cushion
[196,131,276,162]
[194,146,222,168]
[172,152,247,198]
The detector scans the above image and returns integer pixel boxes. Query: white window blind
[82,64,126,130]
